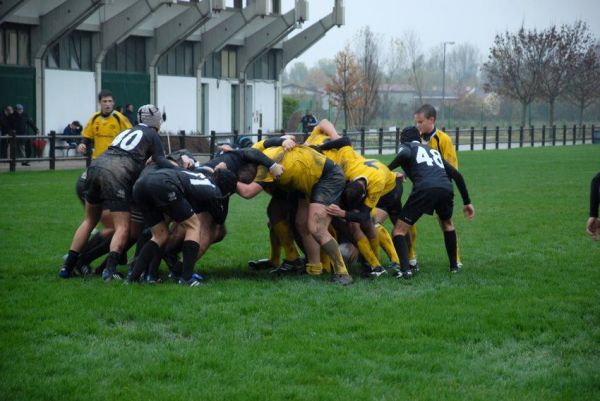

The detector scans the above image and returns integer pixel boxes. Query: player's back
[401,142,453,192]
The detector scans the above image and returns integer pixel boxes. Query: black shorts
[196,196,229,225]
[84,166,131,212]
[310,159,345,205]
[133,176,194,227]
[75,171,87,205]
[399,187,454,225]
[376,178,403,222]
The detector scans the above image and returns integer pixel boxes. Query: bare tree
[325,47,361,130]
[403,30,425,105]
[354,26,382,128]
[448,43,481,94]
[567,42,600,126]
[482,27,552,126]
[539,21,593,126]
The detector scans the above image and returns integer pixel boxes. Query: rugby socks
[443,230,458,270]
[273,221,300,261]
[357,237,380,268]
[320,250,331,273]
[369,237,380,260]
[63,250,79,271]
[78,237,111,266]
[105,251,121,274]
[268,226,281,266]
[376,225,399,264]
[305,263,323,275]
[134,229,152,257]
[408,225,418,261]
[392,234,410,271]
[322,239,349,276]
[181,240,200,281]
[130,240,159,281]
[79,232,105,256]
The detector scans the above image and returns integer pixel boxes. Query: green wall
[101,71,150,110]
[0,65,36,121]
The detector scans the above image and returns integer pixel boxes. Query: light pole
[441,41,455,122]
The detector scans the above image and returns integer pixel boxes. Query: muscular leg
[60,202,102,277]
[440,219,458,272]
[296,198,322,275]
[102,211,130,281]
[308,202,349,280]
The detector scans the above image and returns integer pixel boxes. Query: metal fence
[1,124,598,171]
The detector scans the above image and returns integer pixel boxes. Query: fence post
[455,127,460,151]
[9,132,17,172]
[572,124,577,145]
[518,126,524,147]
[552,125,556,146]
[482,126,487,150]
[360,128,365,155]
[395,127,400,153]
[542,125,546,146]
[530,126,534,147]
[469,127,474,151]
[378,128,383,155]
[257,129,262,142]
[562,125,567,145]
[178,130,186,149]
[495,126,499,149]
[209,130,216,160]
[49,131,56,170]
[342,129,347,137]
[508,126,512,149]
[582,125,586,144]
[592,125,595,144]
[233,129,239,146]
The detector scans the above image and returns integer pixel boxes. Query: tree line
[283,21,600,130]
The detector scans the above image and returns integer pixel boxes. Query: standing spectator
[124,104,137,126]
[63,121,82,146]
[300,111,318,133]
[78,90,132,159]
[0,105,14,159]
[10,104,39,166]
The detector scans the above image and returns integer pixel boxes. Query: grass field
[1,145,599,401]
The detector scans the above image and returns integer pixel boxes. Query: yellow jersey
[423,128,458,169]
[254,145,327,197]
[82,111,132,159]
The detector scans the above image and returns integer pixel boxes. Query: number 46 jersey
[388,141,453,193]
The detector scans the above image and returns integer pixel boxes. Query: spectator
[0,105,13,158]
[63,121,82,146]
[124,104,137,126]
[10,104,39,166]
[300,111,318,133]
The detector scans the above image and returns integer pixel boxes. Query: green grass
[1,145,599,401]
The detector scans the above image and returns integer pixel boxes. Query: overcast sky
[279,0,600,68]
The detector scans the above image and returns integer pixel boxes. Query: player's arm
[236,181,264,199]
[587,172,600,240]
[150,134,176,169]
[326,203,372,223]
[316,119,341,140]
[78,115,96,154]
[235,148,284,179]
[263,136,296,150]
[387,145,411,171]
[318,136,352,151]
[443,160,474,219]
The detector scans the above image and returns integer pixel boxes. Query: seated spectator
[63,121,82,145]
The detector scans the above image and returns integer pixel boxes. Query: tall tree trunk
[343,95,349,131]
[579,99,585,127]
[548,98,555,128]
[520,101,527,128]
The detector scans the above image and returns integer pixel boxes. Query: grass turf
[0,145,599,401]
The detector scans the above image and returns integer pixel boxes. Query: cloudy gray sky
[279,0,600,68]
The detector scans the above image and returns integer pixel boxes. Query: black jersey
[202,148,275,175]
[145,168,224,215]
[92,123,172,184]
[388,142,453,192]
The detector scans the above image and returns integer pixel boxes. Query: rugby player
[587,172,600,240]
[59,105,174,281]
[387,127,475,278]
